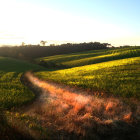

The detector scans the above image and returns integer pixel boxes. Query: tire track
[22,72,140,139]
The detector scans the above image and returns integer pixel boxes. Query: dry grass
[25,72,140,138]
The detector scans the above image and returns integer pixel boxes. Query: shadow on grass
[0,109,34,140]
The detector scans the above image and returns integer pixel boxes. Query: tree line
[0,42,111,60]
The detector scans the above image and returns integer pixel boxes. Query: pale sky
[0,0,140,46]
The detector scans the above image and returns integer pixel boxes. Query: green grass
[0,57,44,109]
[36,46,140,68]
[36,56,140,99]
[0,47,139,139]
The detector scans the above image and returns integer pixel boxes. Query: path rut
[20,72,140,139]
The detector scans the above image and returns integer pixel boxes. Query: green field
[0,47,140,139]
[36,46,140,68]
[36,47,140,99]
[1,47,139,109]
[0,57,44,109]
[1,47,139,107]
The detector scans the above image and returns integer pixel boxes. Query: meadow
[36,46,140,68]
[0,57,44,109]
[0,57,47,140]
[36,46,140,99]
[0,46,140,139]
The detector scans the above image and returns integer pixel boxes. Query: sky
[0,0,140,46]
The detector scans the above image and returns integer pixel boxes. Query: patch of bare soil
[21,72,140,140]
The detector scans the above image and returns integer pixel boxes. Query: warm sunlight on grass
[25,72,140,137]
[36,57,140,99]
[36,46,140,68]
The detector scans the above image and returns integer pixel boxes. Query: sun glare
[0,0,139,46]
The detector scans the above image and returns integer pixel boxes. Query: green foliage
[0,57,44,109]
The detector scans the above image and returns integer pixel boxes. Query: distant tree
[50,44,55,46]
[120,45,130,48]
[40,40,47,46]
[102,43,112,48]
[21,42,25,46]
[0,41,111,59]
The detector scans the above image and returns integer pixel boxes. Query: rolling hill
[0,57,44,109]
[36,46,140,99]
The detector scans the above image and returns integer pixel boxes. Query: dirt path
[21,72,140,139]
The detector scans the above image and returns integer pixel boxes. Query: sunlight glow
[25,72,140,135]
[0,0,139,46]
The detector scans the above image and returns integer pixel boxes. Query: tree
[40,40,47,46]
[21,42,25,46]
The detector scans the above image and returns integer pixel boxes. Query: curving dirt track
[21,72,140,140]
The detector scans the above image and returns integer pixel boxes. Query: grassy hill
[36,46,140,68]
[36,46,140,99]
[0,47,140,139]
[0,57,44,109]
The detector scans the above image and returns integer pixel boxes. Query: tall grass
[26,72,140,139]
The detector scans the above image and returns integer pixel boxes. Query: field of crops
[0,57,44,109]
[36,46,140,68]
[36,47,140,99]
[1,46,139,109]
[0,47,140,139]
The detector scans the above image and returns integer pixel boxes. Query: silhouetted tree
[40,40,47,46]
[0,42,112,60]
[21,42,25,46]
